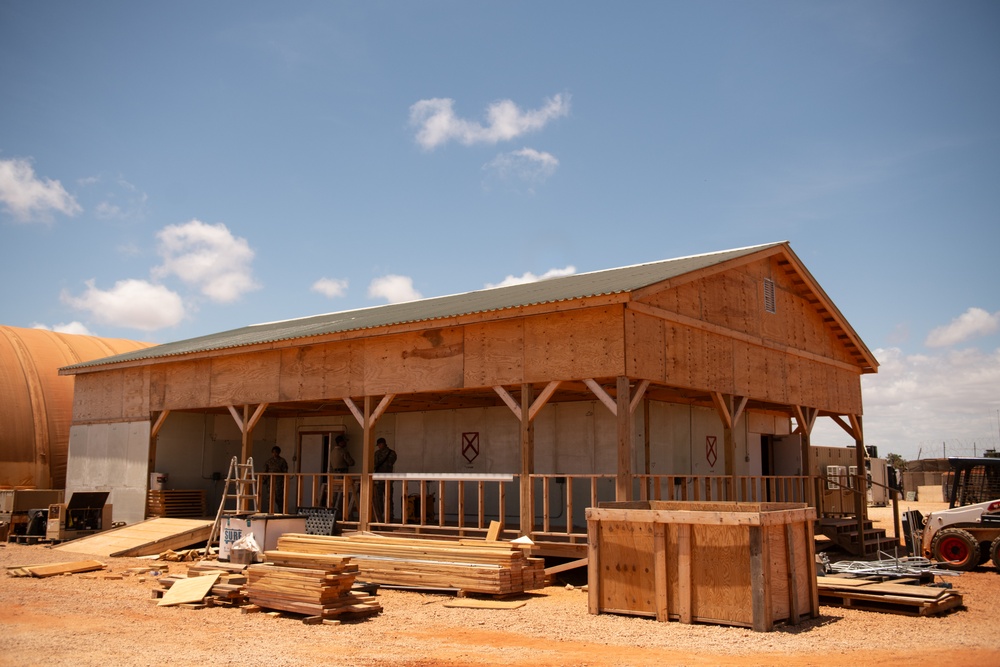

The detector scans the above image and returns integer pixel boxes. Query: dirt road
[2,512,998,667]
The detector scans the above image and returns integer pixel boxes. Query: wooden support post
[359,396,373,531]
[677,523,692,624]
[852,414,866,554]
[616,376,632,501]
[520,383,535,536]
[784,523,800,624]
[240,404,252,463]
[642,398,651,501]
[749,525,773,632]
[148,409,170,475]
[587,518,600,615]
[653,522,668,621]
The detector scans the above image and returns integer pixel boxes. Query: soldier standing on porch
[373,437,397,522]
[262,446,288,512]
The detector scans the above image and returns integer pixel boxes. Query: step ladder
[205,456,258,556]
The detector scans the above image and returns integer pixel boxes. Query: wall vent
[763,278,776,314]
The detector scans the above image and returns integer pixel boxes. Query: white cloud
[312,277,348,298]
[925,307,1000,348]
[410,94,570,150]
[811,345,1000,460]
[483,148,560,190]
[367,275,422,304]
[485,266,576,289]
[153,219,259,303]
[32,321,95,336]
[0,157,81,222]
[61,279,185,332]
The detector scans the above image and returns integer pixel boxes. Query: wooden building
[60,242,878,552]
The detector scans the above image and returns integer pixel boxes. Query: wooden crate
[586,501,818,631]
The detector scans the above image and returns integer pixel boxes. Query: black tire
[932,527,980,571]
[990,536,1000,569]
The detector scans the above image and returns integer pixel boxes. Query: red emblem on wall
[706,436,718,468]
[462,432,480,463]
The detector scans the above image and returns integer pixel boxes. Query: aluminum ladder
[205,456,258,556]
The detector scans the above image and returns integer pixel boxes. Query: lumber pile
[246,550,381,622]
[817,576,964,617]
[275,533,546,595]
[155,561,249,607]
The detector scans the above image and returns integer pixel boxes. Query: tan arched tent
[0,325,152,489]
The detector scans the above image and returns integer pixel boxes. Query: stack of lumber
[817,576,963,616]
[156,561,249,607]
[275,533,546,595]
[246,550,382,622]
[146,490,206,518]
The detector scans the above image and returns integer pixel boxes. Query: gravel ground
[1,503,998,667]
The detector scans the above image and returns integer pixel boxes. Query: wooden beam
[150,410,170,439]
[247,402,269,432]
[360,396,373,531]
[793,405,818,435]
[493,386,521,421]
[343,397,365,427]
[527,381,561,422]
[732,395,748,426]
[628,379,650,415]
[711,392,732,430]
[370,394,396,423]
[830,414,858,439]
[616,376,632,501]
[226,404,244,432]
[520,384,535,535]
[584,378,617,416]
[240,404,252,464]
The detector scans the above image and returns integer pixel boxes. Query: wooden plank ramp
[817,576,964,617]
[52,518,212,558]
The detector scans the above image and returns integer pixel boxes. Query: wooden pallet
[817,576,963,616]
[146,490,207,518]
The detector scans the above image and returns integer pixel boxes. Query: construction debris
[6,560,105,578]
[818,576,963,616]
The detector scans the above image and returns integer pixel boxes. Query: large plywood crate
[586,500,818,632]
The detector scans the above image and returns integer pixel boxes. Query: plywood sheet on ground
[52,518,212,558]
[158,572,219,606]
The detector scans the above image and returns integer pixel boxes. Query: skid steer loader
[903,457,1000,571]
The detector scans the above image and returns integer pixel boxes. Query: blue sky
[2,2,998,461]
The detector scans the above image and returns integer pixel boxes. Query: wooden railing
[256,472,868,546]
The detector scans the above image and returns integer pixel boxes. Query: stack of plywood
[247,550,382,621]
[275,533,546,595]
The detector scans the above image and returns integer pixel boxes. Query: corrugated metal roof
[62,242,785,371]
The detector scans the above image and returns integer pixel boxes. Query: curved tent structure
[0,325,152,489]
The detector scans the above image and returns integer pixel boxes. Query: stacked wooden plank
[156,561,249,607]
[817,576,963,616]
[246,550,382,621]
[146,490,206,518]
[275,533,546,595]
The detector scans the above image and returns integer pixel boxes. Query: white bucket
[150,472,167,491]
